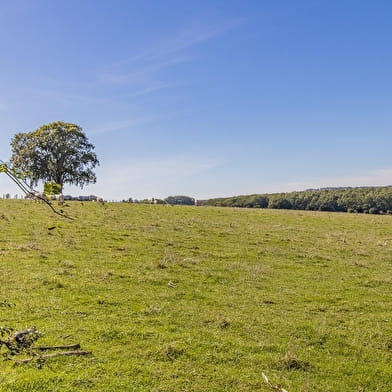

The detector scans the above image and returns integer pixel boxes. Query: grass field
[0,200,391,391]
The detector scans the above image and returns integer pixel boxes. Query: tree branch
[262,373,289,392]
[35,343,81,351]
[15,350,92,365]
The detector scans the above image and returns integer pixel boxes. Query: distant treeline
[199,186,392,214]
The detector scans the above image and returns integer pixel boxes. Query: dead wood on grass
[15,350,92,365]
[262,372,289,392]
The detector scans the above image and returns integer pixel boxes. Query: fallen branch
[15,350,92,365]
[262,372,289,392]
[35,343,81,351]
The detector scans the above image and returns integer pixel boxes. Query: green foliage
[201,186,392,213]
[43,182,62,195]
[10,121,99,192]
[0,201,391,391]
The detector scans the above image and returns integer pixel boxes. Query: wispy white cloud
[126,82,173,98]
[111,155,219,179]
[267,168,392,193]
[98,56,191,85]
[97,19,242,87]
[13,86,112,109]
[127,19,242,65]
[63,154,221,199]
[89,110,179,135]
[188,168,392,200]
[2,19,242,118]
[0,100,8,112]
[89,116,154,135]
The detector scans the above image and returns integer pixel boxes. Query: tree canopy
[10,121,99,192]
[200,186,392,214]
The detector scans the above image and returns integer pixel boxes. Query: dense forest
[199,186,392,214]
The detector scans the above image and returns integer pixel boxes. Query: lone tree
[10,121,99,193]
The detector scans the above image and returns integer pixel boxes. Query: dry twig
[262,372,289,392]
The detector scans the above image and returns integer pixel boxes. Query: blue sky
[1,1,391,200]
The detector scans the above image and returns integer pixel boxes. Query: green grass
[0,200,391,391]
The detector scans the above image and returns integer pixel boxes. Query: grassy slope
[0,200,391,391]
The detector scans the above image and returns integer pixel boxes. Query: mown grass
[0,200,391,391]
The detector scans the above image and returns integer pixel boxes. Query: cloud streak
[63,154,221,200]
[0,100,8,112]
[1,18,242,126]
[89,109,180,135]
[97,18,242,87]
[89,117,156,135]
[101,155,219,181]
[268,168,392,194]
[187,168,392,200]
[124,19,242,65]
[98,56,191,85]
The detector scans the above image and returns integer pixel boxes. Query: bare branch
[262,373,289,392]
[0,159,73,220]
[35,343,81,351]
[14,350,92,365]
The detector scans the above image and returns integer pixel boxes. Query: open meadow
[0,200,391,391]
